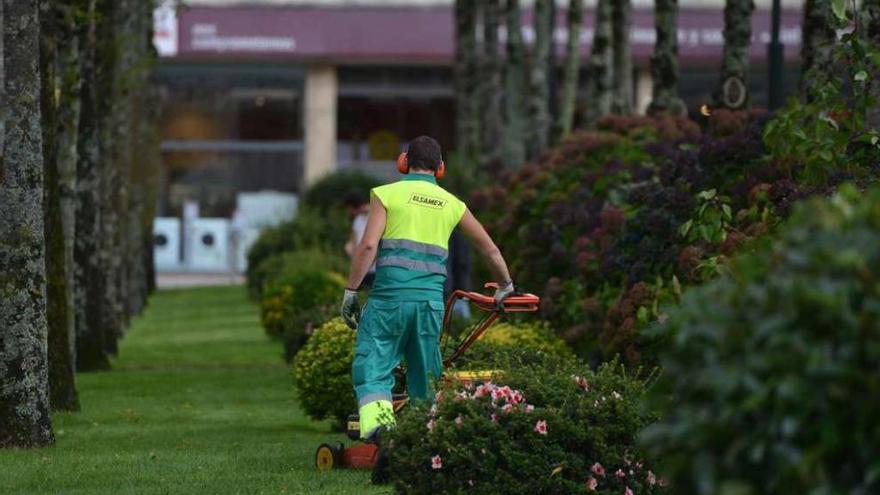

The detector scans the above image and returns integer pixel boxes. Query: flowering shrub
[474,113,785,364]
[641,185,880,495]
[291,318,357,428]
[385,352,667,494]
[259,266,346,361]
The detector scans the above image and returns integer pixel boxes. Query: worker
[340,135,515,441]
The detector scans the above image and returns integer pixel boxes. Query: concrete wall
[304,65,337,186]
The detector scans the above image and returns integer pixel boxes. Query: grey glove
[493,280,516,310]
[341,289,361,330]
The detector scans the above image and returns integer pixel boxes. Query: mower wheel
[315,442,343,471]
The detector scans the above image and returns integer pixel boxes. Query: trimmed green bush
[250,249,348,302]
[477,322,573,358]
[259,266,346,361]
[641,185,880,495]
[245,207,349,299]
[385,352,667,495]
[302,170,382,211]
[291,317,357,427]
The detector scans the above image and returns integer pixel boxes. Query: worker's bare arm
[346,196,386,290]
[458,208,512,284]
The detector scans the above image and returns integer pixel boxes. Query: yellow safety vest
[370,174,466,301]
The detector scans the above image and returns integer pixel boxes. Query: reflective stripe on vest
[376,256,447,276]
[379,239,448,258]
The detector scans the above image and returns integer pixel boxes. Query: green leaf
[679,220,693,237]
[637,306,649,325]
[672,275,682,297]
[698,189,717,201]
[722,204,732,221]
[854,70,868,82]
[831,0,846,21]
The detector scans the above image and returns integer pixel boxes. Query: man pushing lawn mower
[340,136,516,442]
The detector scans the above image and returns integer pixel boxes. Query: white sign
[153,0,178,57]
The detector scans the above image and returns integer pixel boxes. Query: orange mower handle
[441,284,540,367]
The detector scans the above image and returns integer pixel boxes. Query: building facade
[155,0,804,218]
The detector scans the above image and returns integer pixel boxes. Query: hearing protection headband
[397,152,446,180]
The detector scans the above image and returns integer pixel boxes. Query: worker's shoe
[369,428,391,485]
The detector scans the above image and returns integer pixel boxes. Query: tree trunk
[714,0,755,110]
[863,0,880,129]
[528,0,552,158]
[800,0,836,95]
[0,0,55,448]
[648,0,687,116]
[611,0,633,114]
[502,0,528,167]
[75,0,110,372]
[585,0,613,125]
[454,0,479,159]
[96,0,122,356]
[555,0,584,139]
[57,9,82,386]
[480,0,503,165]
[41,0,80,412]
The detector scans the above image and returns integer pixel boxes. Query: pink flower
[434,390,444,403]
[429,404,439,417]
[454,415,463,427]
[646,471,656,486]
[534,420,548,435]
[490,413,498,423]
[615,469,626,479]
[624,487,633,495]
[455,390,469,400]
[659,477,669,487]
[501,403,513,414]
[426,419,437,432]
[591,463,605,477]
[573,375,590,392]
[431,455,442,470]
[510,390,524,404]
[586,477,598,491]
[525,404,535,413]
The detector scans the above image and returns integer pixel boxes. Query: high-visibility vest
[369,174,466,301]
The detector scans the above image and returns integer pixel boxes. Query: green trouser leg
[352,299,444,438]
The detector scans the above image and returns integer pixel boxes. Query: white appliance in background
[233,227,262,273]
[235,191,298,229]
[153,217,181,272]
[187,218,231,272]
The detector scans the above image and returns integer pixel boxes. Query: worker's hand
[341,289,361,330]
[493,280,516,310]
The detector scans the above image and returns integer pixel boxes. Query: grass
[0,286,389,495]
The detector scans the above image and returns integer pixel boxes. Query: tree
[480,0,504,165]
[800,0,837,94]
[75,0,111,371]
[585,0,613,125]
[714,0,755,110]
[41,0,80,411]
[528,0,553,158]
[648,0,687,115]
[863,0,880,129]
[454,0,479,160]
[502,0,528,167]
[555,0,585,138]
[1,0,55,448]
[611,0,633,114]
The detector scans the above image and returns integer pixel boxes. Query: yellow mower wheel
[315,443,342,471]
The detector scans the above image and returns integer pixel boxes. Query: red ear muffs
[397,152,445,180]
[397,152,409,174]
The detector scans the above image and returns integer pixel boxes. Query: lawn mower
[314,283,540,472]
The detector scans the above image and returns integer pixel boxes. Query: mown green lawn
[0,286,389,495]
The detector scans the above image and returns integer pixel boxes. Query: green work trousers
[352,299,444,409]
